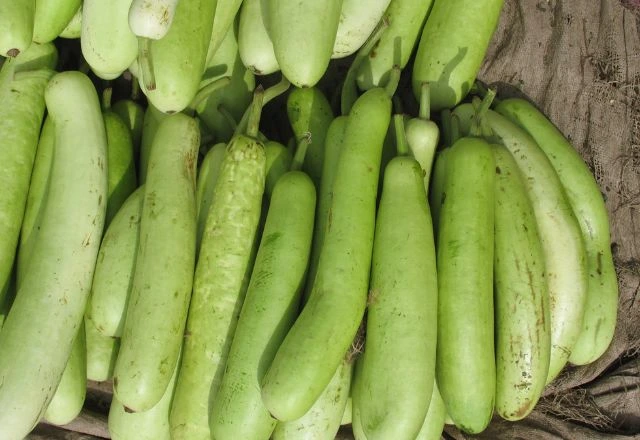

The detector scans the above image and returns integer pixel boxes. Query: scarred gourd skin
[0,70,108,440]
[494,98,618,368]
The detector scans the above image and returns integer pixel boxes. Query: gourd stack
[0,0,638,439]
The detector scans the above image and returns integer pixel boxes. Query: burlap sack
[445,0,640,437]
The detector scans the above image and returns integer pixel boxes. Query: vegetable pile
[0,0,619,439]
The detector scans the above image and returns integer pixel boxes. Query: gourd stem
[291,132,311,171]
[246,86,265,139]
[394,114,409,156]
[138,37,156,91]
